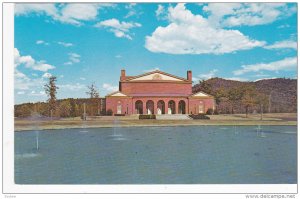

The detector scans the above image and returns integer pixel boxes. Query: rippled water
[15,126,297,184]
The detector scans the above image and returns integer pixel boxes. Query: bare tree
[86,82,99,98]
[86,83,100,115]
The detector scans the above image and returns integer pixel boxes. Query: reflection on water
[15,125,297,184]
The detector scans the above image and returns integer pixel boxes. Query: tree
[86,82,99,98]
[213,88,227,113]
[255,92,269,120]
[86,83,100,116]
[44,76,58,118]
[15,104,32,117]
[198,79,213,94]
[228,86,244,114]
[241,85,257,118]
[59,100,72,117]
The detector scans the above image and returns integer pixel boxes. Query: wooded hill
[192,77,297,114]
[14,98,106,118]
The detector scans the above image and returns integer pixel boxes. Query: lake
[15,125,297,184]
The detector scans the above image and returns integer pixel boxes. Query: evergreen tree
[44,76,58,118]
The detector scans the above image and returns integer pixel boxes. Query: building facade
[105,70,215,115]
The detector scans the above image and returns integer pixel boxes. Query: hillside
[192,78,297,113]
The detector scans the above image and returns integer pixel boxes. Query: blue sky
[14,3,297,104]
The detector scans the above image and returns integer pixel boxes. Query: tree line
[15,76,295,118]
[197,79,270,118]
[15,76,106,118]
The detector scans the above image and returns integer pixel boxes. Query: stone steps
[156,114,192,120]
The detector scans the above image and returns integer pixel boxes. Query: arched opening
[178,100,186,114]
[146,100,154,115]
[168,100,176,114]
[199,101,205,114]
[157,100,165,115]
[135,100,143,114]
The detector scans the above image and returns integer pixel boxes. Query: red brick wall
[106,96,215,115]
[120,82,192,96]
[188,98,215,114]
[132,97,189,114]
[105,97,133,115]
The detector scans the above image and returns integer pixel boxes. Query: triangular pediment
[191,91,213,98]
[127,70,186,82]
[106,91,127,97]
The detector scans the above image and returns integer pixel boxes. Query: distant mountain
[192,78,297,113]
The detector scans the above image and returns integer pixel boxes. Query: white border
[2,1,298,195]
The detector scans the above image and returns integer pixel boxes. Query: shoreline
[14,118,297,132]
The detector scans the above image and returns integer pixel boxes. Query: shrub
[213,109,219,115]
[114,114,125,116]
[189,114,210,120]
[206,108,214,115]
[106,109,113,116]
[139,114,156,119]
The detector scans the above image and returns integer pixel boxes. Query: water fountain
[110,117,126,141]
[29,112,42,151]
[234,125,239,135]
[35,130,39,151]
[256,125,266,138]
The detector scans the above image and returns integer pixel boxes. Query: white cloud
[102,83,118,92]
[42,72,52,78]
[115,55,122,58]
[264,40,297,50]
[17,91,25,95]
[60,75,64,78]
[145,4,265,55]
[254,77,278,82]
[60,4,99,23]
[64,52,80,65]
[203,3,296,27]
[36,40,49,45]
[192,77,200,83]
[155,4,166,20]
[14,48,55,72]
[15,70,45,91]
[124,3,139,18]
[58,83,85,91]
[14,48,55,92]
[224,77,248,82]
[69,53,80,63]
[57,41,73,47]
[15,3,115,26]
[95,18,141,40]
[30,61,55,72]
[233,57,297,75]
[80,77,86,80]
[29,90,46,96]
[198,69,218,80]
[15,3,58,17]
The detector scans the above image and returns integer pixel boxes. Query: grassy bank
[14,113,297,131]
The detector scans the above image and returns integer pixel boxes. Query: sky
[14,3,297,104]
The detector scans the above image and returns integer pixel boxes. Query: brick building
[105,69,215,115]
